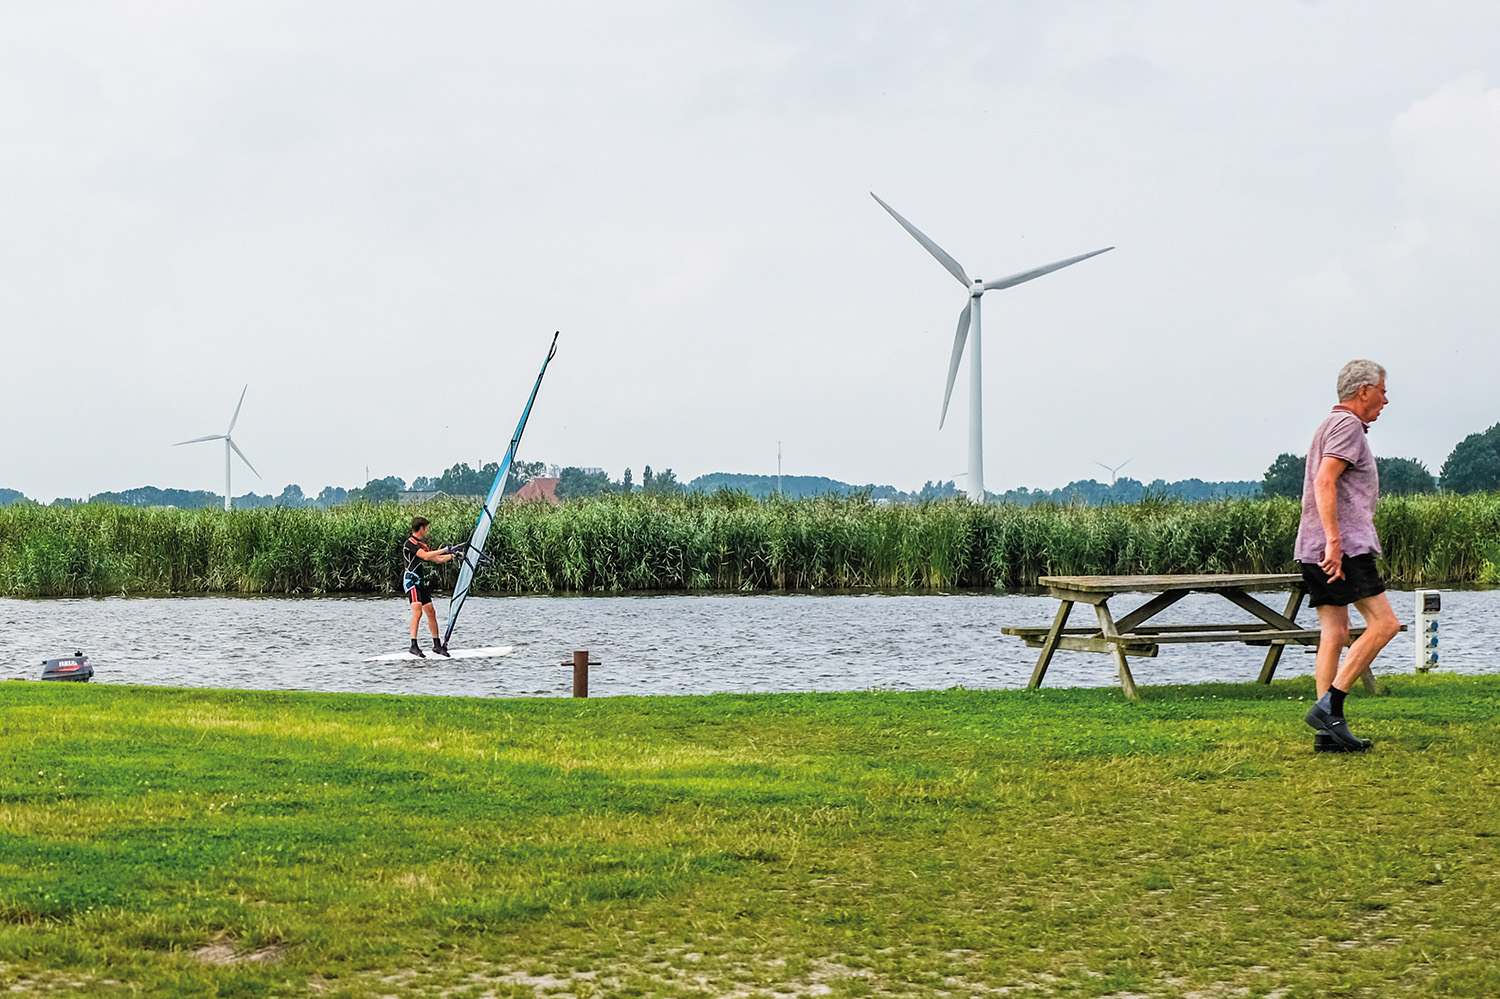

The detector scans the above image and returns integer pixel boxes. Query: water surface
[2,590,1492,699]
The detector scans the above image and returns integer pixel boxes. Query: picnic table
[1001,573,1390,699]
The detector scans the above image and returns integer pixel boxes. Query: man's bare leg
[423,603,449,656]
[1313,604,1350,697]
[1307,592,1399,749]
[1334,592,1401,690]
[407,600,426,657]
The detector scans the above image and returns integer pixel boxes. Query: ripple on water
[2,590,1494,698]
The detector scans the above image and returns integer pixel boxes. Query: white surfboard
[363,645,515,663]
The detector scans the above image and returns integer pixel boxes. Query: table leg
[1028,600,1073,689]
[1257,587,1305,683]
[1094,601,1140,700]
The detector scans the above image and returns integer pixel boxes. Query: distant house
[512,477,560,506]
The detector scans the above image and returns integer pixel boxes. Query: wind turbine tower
[872,192,1113,503]
[174,385,261,511]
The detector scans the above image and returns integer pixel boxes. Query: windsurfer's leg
[423,602,441,639]
[409,597,422,639]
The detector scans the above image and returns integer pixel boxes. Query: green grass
[2,674,1499,996]
[4,491,1500,596]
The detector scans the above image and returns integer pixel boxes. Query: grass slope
[1,675,1498,997]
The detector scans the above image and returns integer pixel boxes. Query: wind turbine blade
[870,192,970,287]
[981,247,1114,291]
[174,434,226,446]
[226,385,248,434]
[939,301,972,429]
[228,438,261,478]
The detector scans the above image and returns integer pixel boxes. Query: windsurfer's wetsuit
[401,534,435,606]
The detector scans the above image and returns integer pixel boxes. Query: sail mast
[443,331,559,648]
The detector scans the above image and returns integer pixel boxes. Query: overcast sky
[5,1,1499,502]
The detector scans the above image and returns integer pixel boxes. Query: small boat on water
[41,653,93,682]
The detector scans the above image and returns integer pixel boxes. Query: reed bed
[2,492,1498,597]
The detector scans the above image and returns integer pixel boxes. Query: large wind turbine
[872,192,1113,502]
[174,385,261,511]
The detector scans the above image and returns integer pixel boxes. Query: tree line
[345,461,686,503]
[8,420,1500,510]
[1262,421,1500,499]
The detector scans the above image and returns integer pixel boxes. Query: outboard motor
[41,652,93,682]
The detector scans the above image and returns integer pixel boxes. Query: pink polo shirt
[1294,405,1381,563]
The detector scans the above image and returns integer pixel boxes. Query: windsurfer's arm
[416,547,456,563]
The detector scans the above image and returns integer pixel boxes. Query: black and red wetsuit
[401,535,435,606]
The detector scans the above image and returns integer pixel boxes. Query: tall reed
[1,492,1496,597]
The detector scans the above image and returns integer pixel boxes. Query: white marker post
[1414,590,1440,673]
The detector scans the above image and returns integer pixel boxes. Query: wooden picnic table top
[1037,573,1302,595]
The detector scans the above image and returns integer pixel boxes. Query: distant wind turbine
[174,385,261,511]
[872,192,1113,503]
[1093,459,1132,484]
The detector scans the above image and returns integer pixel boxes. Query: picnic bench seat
[1001,573,1400,699]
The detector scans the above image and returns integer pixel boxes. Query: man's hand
[1319,540,1344,581]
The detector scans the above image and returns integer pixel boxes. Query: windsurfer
[402,516,457,658]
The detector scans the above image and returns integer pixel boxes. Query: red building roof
[512,476,560,506]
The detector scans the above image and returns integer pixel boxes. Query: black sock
[1329,685,1348,716]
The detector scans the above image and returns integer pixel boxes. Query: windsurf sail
[442,331,559,647]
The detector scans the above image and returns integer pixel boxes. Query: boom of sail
[442,331,559,648]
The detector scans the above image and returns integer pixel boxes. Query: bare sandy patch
[193,940,286,966]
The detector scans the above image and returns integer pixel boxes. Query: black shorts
[1300,553,1386,608]
[407,581,433,606]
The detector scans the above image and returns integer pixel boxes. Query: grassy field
[1,674,1498,997]
[4,491,1500,596]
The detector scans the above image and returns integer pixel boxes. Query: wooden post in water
[570,650,595,698]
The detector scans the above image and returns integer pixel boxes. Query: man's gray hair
[1336,359,1386,401]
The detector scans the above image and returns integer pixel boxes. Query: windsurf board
[363,645,515,663]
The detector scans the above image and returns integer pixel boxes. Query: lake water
[2,590,1494,699]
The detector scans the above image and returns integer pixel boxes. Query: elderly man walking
[1297,359,1402,752]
